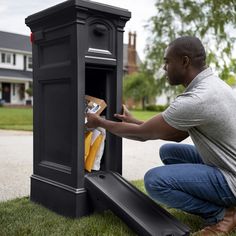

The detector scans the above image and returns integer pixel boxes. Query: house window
[1,53,5,63]
[6,54,11,63]
[1,53,11,64]
[24,55,27,70]
[13,54,16,65]
[28,56,32,69]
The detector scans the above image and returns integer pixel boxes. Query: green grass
[130,110,158,121]
[0,180,209,236]
[1,180,236,235]
[0,197,134,236]
[0,107,33,131]
[1,109,234,234]
[0,107,156,132]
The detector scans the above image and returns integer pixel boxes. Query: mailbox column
[25,0,130,218]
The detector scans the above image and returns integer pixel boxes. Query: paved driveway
[0,130,192,202]
[0,130,33,202]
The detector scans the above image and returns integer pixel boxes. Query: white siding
[0,50,32,71]
[15,54,24,70]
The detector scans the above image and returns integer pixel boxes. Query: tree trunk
[142,97,145,110]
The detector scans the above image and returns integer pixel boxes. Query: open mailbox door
[85,171,190,236]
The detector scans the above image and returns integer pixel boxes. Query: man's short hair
[169,36,206,68]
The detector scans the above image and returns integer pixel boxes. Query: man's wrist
[97,116,104,127]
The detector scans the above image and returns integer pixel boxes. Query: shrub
[25,88,33,97]
[0,99,5,107]
[145,104,168,112]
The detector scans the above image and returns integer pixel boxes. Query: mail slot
[25,0,130,218]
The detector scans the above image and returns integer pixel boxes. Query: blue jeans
[144,143,236,225]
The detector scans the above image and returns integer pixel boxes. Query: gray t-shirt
[162,67,236,197]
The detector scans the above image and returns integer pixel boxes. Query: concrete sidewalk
[0,129,192,202]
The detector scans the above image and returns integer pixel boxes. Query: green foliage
[145,104,168,112]
[145,0,236,98]
[26,82,33,97]
[123,68,158,109]
[25,88,33,97]
[225,75,236,87]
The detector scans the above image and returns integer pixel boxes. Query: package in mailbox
[84,95,106,172]
[85,95,107,116]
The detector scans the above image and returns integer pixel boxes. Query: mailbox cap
[25,0,131,25]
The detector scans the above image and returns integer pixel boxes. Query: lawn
[0,180,205,236]
[0,107,157,132]
[2,107,235,235]
[0,107,33,131]
[130,110,158,121]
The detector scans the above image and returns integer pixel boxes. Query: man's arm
[86,113,189,142]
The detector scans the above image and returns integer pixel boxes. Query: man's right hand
[114,105,143,125]
[86,113,102,129]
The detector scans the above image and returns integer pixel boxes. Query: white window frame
[1,52,12,64]
[27,56,33,70]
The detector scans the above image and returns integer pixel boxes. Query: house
[0,31,32,105]
[0,30,141,105]
[123,31,143,108]
[123,31,142,75]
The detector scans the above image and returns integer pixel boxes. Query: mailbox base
[30,175,92,218]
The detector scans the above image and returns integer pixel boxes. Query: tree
[123,68,157,110]
[145,0,236,98]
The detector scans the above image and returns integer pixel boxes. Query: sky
[0,0,156,60]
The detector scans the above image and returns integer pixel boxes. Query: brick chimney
[127,31,138,74]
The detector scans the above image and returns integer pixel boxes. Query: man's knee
[159,143,174,164]
[144,167,168,197]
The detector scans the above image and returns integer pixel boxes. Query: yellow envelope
[84,131,93,160]
[85,133,104,172]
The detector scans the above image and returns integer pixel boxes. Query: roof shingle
[0,31,32,52]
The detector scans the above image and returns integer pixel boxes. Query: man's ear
[183,56,190,68]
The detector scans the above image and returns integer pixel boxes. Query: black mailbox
[25,0,131,218]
